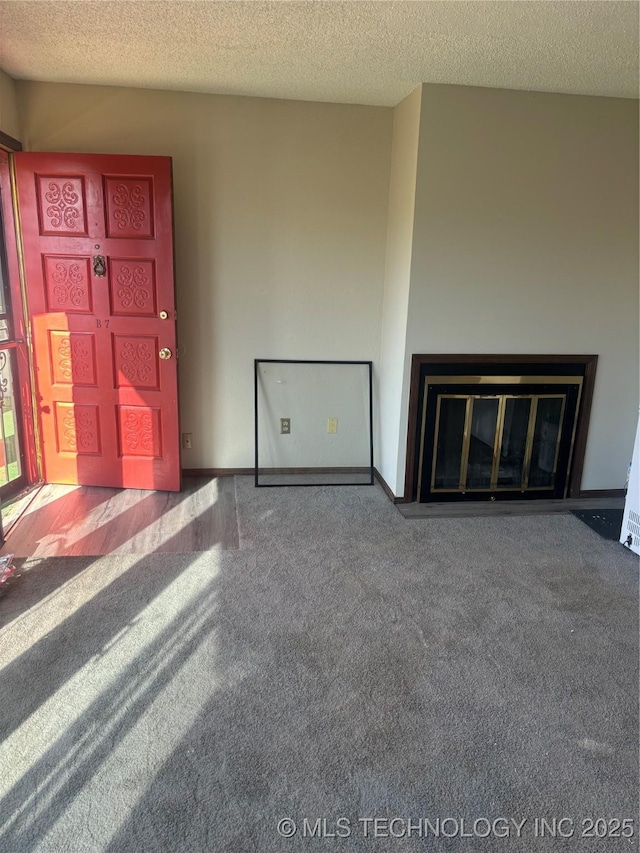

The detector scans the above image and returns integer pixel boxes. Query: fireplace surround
[403,355,597,503]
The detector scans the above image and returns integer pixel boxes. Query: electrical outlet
[280,418,291,434]
[327,418,338,434]
[182,433,192,450]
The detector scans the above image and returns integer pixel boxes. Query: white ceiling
[1,1,638,106]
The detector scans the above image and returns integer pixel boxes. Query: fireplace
[404,356,597,503]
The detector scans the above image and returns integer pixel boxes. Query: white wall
[399,84,639,493]
[0,69,20,140]
[17,82,393,469]
[12,80,640,494]
[257,362,371,469]
[376,86,422,494]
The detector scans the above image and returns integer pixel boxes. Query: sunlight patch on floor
[2,477,221,557]
[113,478,219,554]
[0,552,221,829]
[0,556,138,668]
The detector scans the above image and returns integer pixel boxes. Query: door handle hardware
[159,347,173,360]
[159,310,169,320]
[93,255,106,277]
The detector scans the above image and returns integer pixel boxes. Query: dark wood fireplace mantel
[401,354,598,504]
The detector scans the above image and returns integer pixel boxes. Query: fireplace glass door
[418,378,582,502]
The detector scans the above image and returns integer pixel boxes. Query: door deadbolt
[159,347,173,360]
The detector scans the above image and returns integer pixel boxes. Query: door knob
[159,310,169,319]
[159,347,173,360]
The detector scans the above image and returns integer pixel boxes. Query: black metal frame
[254,359,374,488]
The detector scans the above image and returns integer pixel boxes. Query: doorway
[0,149,35,507]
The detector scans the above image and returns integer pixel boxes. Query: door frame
[0,133,41,495]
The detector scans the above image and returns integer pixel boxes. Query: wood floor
[0,476,239,557]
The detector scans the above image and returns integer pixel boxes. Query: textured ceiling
[0,1,638,106]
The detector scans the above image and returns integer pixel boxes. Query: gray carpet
[0,477,637,852]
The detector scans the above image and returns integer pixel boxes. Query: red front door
[14,153,180,491]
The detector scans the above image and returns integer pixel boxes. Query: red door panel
[15,153,180,491]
